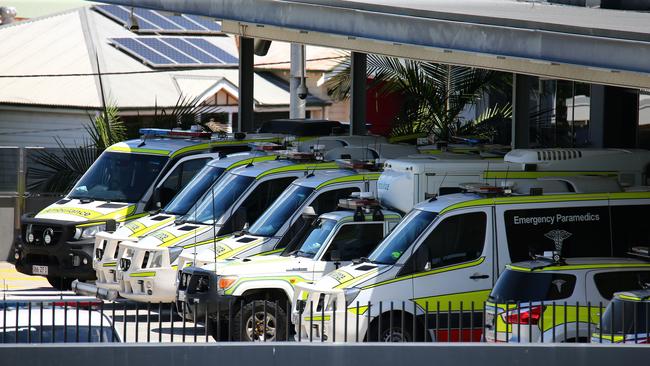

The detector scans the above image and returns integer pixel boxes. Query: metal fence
[0,300,647,344]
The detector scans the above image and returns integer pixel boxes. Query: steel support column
[238,36,255,132]
[591,85,639,148]
[290,43,306,119]
[511,74,535,149]
[350,52,367,135]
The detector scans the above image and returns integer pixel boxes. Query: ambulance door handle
[469,273,489,280]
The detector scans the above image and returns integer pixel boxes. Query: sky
[2,0,101,18]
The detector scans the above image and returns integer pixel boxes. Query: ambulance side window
[593,271,650,300]
[161,158,210,192]
[152,158,210,210]
[610,205,650,257]
[401,212,486,276]
[310,188,360,214]
[323,223,384,261]
[221,177,297,233]
[274,188,359,250]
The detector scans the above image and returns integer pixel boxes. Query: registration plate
[32,265,48,275]
[178,291,186,302]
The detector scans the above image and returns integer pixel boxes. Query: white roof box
[505,148,650,164]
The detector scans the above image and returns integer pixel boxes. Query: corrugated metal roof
[0,6,328,109]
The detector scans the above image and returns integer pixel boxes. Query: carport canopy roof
[96,0,650,89]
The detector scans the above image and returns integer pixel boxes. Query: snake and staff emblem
[544,230,572,262]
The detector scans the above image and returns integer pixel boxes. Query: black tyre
[368,314,414,342]
[231,301,288,341]
[46,276,74,291]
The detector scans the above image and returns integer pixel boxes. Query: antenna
[438,172,448,198]
[192,194,198,263]
[212,184,217,273]
[246,154,257,168]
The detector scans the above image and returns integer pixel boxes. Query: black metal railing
[0,300,648,344]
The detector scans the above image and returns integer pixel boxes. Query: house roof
[0,6,328,110]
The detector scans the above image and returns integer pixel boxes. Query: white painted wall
[0,106,95,148]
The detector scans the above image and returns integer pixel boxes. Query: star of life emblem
[544,229,572,262]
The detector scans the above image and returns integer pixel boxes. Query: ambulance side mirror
[424,261,432,272]
[330,250,342,269]
[330,250,341,262]
[154,186,176,208]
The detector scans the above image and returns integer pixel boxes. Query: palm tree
[27,105,127,193]
[326,55,512,142]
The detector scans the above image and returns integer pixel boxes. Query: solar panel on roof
[161,38,222,63]
[111,37,238,68]
[184,14,222,32]
[95,5,223,34]
[112,38,174,65]
[162,14,206,32]
[138,38,198,64]
[133,8,182,31]
[185,38,238,64]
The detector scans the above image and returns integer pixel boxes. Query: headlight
[217,276,237,293]
[168,246,184,264]
[344,287,361,307]
[74,224,106,240]
[25,224,34,243]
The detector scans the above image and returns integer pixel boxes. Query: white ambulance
[75,152,272,299]
[379,149,650,213]
[293,188,650,342]
[15,128,281,289]
[113,159,339,303]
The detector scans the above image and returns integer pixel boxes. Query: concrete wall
[0,343,647,366]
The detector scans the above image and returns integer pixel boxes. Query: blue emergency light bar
[139,128,211,138]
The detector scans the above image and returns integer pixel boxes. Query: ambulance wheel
[369,315,415,342]
[47,276,74,291]
[231,301,288,341]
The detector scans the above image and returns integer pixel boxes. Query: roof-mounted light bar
[139,128,211,139]
[459,182,509,195]
[335,159,380,171]
[270,150,322,161]
[248,142,283,151]
[338,192,380,210]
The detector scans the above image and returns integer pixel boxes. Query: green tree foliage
[28,105,127,193]
[326,55,512,141]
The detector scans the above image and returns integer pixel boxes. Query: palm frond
[84,105,127,150]
[27,138,98,193]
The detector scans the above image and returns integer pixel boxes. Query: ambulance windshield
[248,184,314,237]
[283,218,337,258]
[368,209,437,265]
[164,166,226,215]
[182,173,254,224]
[69,152,168,202]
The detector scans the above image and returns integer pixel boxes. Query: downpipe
[72,280,118,301]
